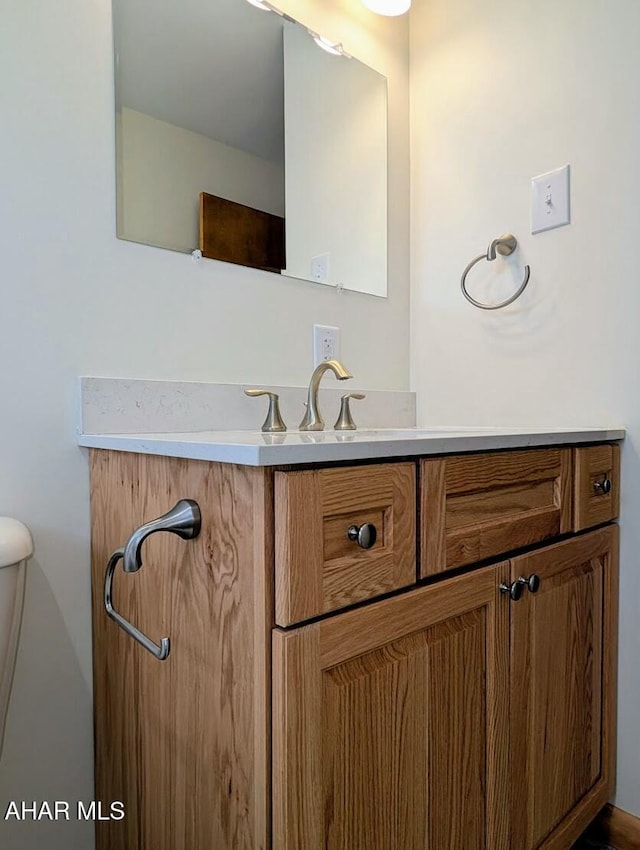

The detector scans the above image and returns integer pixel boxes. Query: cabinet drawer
[275,463,416,626]
[574,444,620,531]
[421,448,572,578]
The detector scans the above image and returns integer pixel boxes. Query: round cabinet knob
[524,574,541,594]
[593,477,612,495]
[500,581,524,602]
[347,523,377,550]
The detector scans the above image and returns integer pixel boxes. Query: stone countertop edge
[77,427,626,468]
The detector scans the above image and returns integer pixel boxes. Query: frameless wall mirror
[113,0,388,297]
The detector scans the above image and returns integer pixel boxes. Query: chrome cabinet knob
[500,580,524,601]
[593,477,612,495]
[347,522,377,549]
[524,574,541,594]
[500,574,541,601]
[244,388,287,433]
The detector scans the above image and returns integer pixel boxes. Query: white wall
[118,108,285,254]
[283,23,387,295]
[0,1,408,847]
[411,0,640,815]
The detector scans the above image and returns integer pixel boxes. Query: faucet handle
[334,393,365,431]
[244,389,287,433]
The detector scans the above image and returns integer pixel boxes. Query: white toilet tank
[0,517,33,758]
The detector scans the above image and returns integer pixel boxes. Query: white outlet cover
[311,253,330,283]
[313,324,340,367]
[531,165,570,234]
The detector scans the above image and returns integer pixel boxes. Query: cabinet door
[273,563,511,850]
[509,527,619,850]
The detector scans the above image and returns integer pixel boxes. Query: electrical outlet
[311,253,330,283]
[313,325,340,367]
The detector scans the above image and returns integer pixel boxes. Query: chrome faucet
[299,359,353,431]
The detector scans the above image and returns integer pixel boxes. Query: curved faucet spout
[299,359,353,431]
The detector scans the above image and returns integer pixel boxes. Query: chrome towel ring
[103,499,202,661]
[461,233,530,310]
[104,549,171,660]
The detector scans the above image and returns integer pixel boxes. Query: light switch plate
[531,165,570,234]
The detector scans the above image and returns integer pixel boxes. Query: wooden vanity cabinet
[89,443,620,850]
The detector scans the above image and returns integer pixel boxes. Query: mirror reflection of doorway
[199,192,285,274]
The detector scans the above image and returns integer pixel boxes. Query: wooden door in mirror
[199,192,285,274]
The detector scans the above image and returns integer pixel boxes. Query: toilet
[0,517,33,758]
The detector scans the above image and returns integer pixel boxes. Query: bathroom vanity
[84,428,622,850]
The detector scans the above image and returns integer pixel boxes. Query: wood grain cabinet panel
[90,451,273,850]
[509,526,619,850]
[574,443,621,531]
[275,463,416,626]
[273,563,510,850]
[421,448,572,577]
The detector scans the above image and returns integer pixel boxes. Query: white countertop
[78,426,626,467]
